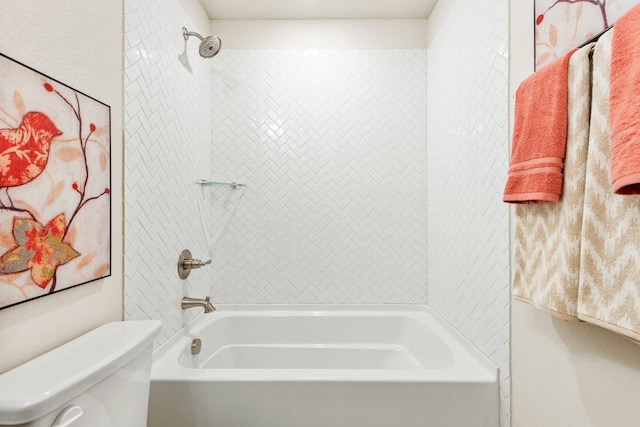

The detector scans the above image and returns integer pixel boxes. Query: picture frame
[0,52,111,310]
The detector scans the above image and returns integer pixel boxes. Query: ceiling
[198,0,439,20]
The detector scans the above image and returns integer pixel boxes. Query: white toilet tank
[0,320,161,427]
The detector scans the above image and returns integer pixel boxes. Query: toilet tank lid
[0,320,161,424]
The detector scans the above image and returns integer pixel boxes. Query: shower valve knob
[177,249,211,280]
[183,258,211,269]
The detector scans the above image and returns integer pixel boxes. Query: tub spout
[181,296,216,313]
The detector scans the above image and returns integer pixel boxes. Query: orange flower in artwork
[0,213,80,288]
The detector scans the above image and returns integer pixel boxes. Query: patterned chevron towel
[578,29,640,342]
[512,44,593,320]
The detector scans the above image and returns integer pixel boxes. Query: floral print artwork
[535,0,640,69]
[0,53,110,309]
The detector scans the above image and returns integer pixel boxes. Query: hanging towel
[512,44,593,320]
[610,4,640,195]
[504,49,576,203]
[579,29,640,342]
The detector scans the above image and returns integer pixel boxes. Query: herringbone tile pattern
[426,0,510,425]
[123,0,213,345]
[208,50,428,304]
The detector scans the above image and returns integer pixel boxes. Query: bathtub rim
[151,304,498,384]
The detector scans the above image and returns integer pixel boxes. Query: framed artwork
[0,53,111,310]
[535,0,640,69]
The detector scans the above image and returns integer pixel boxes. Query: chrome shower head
[182,27,222,58]
[198,36,222,58]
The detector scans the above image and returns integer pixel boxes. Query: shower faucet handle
[183,258,211,269]
[177,249,211,280]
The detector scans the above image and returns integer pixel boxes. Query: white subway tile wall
[208,50,428,304]
[124,0,213,344]
[426,0,510,425]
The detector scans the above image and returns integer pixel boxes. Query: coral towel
[610,4,640,194]
[504,49,576,203]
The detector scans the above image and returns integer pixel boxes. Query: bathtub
[147,305,498,427]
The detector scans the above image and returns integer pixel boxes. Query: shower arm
[182,27,204,41]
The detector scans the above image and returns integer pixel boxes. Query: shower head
[182,27,222,58]
[198,36,222,58]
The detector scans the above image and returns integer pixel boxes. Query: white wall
[426,0,510,425]
[509,1,640,425]
[208,49,427,304]
[0,0,123,373]
[425,0,458,45]
[211,20,428,48]
[177,0,210,30]
[123,0,213,344]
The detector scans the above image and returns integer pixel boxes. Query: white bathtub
[147,305,498,427]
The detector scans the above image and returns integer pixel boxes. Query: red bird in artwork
[0,111,62,187]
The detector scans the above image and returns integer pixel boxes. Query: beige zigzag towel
[512,44,593,320]
[578,29,640,342]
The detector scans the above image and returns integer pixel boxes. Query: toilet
[0,320,161,427]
